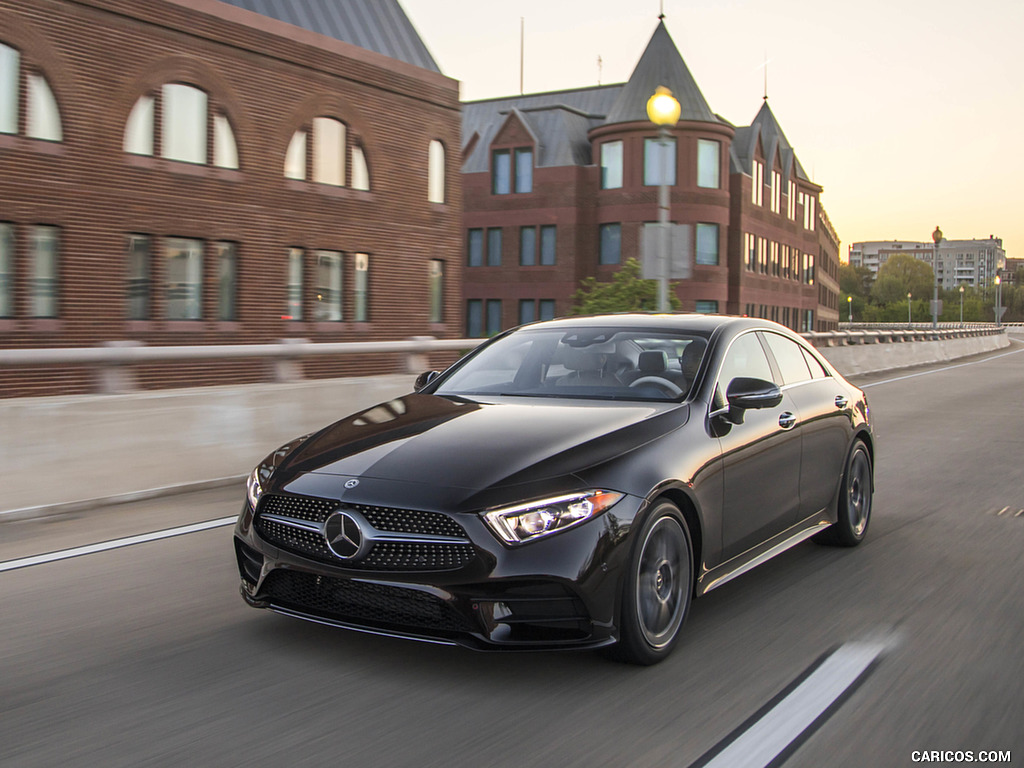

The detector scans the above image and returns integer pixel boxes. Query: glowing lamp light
[646,86,681,126]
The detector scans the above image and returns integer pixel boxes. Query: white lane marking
[862,346,1024,389]
[0,516,237,573]
[997,507,1010,516]
[693,640,889,768]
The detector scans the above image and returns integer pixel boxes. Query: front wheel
[610,500,693,665]
[817,440,872,547]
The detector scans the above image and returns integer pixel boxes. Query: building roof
[462,85,622,173]
[604,21,718,125]
[215,0,440,72]
[730,100,810,183]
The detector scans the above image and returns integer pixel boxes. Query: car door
[762,331,854,522]
[714,331,802,562]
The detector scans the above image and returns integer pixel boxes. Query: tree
[839,262,874,298]
[871,254,935,306]
[571,258,681,315]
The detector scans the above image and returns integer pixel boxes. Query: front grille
[235,540,264,586]
[260,570,471,634]
[254,493,476,572]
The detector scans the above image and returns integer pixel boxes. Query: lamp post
[908,292,912,327]
[931,226,942,328]
[847,295,853,323]
[646,86,681,312]
[995,274,1002,327]
[959,284,965,326]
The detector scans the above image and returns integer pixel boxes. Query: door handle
[778,412,797,430]
[834,395,848,409]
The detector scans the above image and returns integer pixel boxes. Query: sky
[401,0,1024,261]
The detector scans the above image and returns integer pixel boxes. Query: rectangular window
[697,139,720,189]
[695,223,719,266]
[601,141,623,189]
[770,170,781,213]
[126,234,151,320]
[213,115,238,170]
[599,223,621,265]
[353,253,369,322]
[216,242,237,321]
[695,300,718,314]
[161,84,207,165]
[803,194,816,230]
[165,237,202,320]
[519,299,535,325]
[27,75,61,142]
[486,299,502,336]
[313,117,345,186]
[492,150,511,194]
[286,248,303,320]
[787,180,797,219]
[751,160,764,206]
[804,309,815,333]
[0,44,18,135]
[758,236,767,274]
[745,233,756,272]
[487,228,502,267]
[519,226,536,266]
[428,260,444,323]
[538,299,556,321]
[540,225,557,266]
[466,299,482,337]
[514,148,533,193]
[770,241,779,276]
[467,229,483,267]
[644,137,676,186]
[313,250,342,321]
[0,222,13,317]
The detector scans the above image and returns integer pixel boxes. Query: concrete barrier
[0,330,1013,519]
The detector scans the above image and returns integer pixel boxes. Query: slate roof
[215,0,440,72]
[604,21,718,126]
[730,101,810,183]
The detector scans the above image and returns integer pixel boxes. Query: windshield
[435,327,709,401]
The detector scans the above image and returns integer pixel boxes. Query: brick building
[0,0,461,397]
[461,21,840,335]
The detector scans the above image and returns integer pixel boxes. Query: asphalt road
[3,340,1023,767]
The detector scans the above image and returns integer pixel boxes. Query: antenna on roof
[659,0,665,20]
[597,55,603,86]
[520,17,525,95]
[763,51,768,101]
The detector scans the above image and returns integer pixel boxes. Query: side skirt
[697,512,832,596]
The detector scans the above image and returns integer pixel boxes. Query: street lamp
[959,284,965,326]
[931,226,942,328]
[646,86,680,312]
[908,292,912,326]
[847,295,853,323]
[995,274,1002,327]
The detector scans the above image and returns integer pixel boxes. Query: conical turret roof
[604,21,717,125]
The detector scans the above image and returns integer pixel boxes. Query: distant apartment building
[0,0,461,397]
[849,237,1006,289]
[460,21,840,336]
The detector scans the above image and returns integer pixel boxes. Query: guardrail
[0,324,1011,394]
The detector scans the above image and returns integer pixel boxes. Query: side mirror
[726,377,783,411]
[413,370,440,392]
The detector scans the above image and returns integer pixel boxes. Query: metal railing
[0,324,1011,394]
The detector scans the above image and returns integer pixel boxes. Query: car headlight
[246,466,265,510]
[483,490,623,545]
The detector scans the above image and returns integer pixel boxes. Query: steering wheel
[628,376,684,397]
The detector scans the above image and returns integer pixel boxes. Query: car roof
[516,313,788,337]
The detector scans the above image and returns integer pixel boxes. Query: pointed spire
[604,21,716,125]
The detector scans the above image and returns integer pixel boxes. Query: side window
[802,347,829,379]
[715,332,773,406]
[762,332,812,386]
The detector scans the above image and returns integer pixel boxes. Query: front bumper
[234,490,643,651]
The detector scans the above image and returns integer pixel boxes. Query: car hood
[270,393,688,494]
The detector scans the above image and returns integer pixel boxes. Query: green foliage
[571,258,681,315]
[870,254,935,305]
[839,263,874,298]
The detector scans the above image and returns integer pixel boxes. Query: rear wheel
[611,500,693,665]
[817,440,872,547]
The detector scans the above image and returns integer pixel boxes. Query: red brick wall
[0,0,462,396]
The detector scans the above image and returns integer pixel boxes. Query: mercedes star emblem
[323,510,363,559]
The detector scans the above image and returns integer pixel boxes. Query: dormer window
[492,147,532,194]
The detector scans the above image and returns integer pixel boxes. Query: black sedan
[233,314,873,664]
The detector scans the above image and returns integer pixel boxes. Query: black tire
[609,500,693,665]
[816,440,872,547]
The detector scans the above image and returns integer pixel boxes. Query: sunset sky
[402,0,1023,262]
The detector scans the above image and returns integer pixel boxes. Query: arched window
[1,42,63,141]
[123,82,238,169]
[428,139,445,203]
[284,115,369,190]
